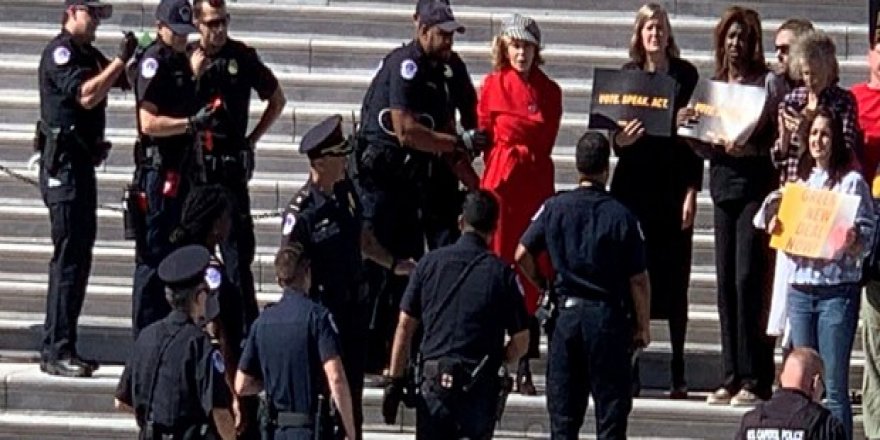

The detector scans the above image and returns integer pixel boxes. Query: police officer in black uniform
[280,115,410,439]
[115,245,236,440]
[516,131,651,440]
[235,244,356,440]
[411,0,478,250]
[191,0,287,326]
[383,190,530,439]
[355,0,486,374]
[37,0,136,377]
[737,347,846,440]
[131,0,219,338]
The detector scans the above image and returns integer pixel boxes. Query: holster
[35,121,62,176]
[357,143,428,191]
[495,367,513,422]
[535,286,559,335]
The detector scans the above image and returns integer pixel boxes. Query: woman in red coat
[478,13,562,395]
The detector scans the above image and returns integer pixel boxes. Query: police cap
[64,0,113,19]
[158,245,220,319]
[415,0,449,14]
[299,115,352,160]
[417,0,465,34]
[155,0,197,35]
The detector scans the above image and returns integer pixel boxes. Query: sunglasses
[202,14,230,29]
[775,44,790,55]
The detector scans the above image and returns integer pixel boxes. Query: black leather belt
[275,411,312,428]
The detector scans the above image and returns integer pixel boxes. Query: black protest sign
[676,79,767,146]
[871,0,880,46]
[588,68,678,137]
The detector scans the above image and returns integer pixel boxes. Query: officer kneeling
[737,347,846,440]
[516,131,651,440]
[383,190,530,440]
[115,245,236,440]
[235,243,356,440]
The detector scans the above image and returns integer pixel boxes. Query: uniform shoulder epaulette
[287,185,312,213]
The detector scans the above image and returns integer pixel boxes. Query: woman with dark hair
[610,2,701,399]
[478,13,562,395]
[697,6,789,407]
[770,108,875,439]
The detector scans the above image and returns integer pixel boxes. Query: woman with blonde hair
[610,2,701,399]
[478,13,562,395]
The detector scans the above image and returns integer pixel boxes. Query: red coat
[478,66,562,314]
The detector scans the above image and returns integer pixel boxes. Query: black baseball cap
[155,0,197,35]
[417,0,465,33]
[415,0,449,14]
[65,0,113,20]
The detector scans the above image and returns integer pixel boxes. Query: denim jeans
[788,283,861,440]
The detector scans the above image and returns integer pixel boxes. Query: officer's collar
[460,231,489,249]
[577,179,608,192]
[777,387,814,401]
[308,178,346,205]
[168,309,191,325]
[282,286,309,298]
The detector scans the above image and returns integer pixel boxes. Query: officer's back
[737,347,846,440]
[115,245,234,439]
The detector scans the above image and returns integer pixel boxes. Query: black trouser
[364,262,411,374]
[219,184,258,327]
[330,303,369,440]
[416,376,499,440]
[40,161,97,361]
[422,161,463,251]
[547,298,632,440]
[713,199,775,397]
[132,167,188,338]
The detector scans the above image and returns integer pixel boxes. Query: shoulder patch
[211,350,225,374]
[228,58,239,75]
[531,203,546,221]
[282,213,297,236]
[204,266,222,290]
[400,59,418,80]
[141,57,158,79]
[53,46,71,66]
[444,64,453,79]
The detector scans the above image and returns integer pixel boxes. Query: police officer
[411,0,478,250]
[383,190,530,439]
[37,0,136,377]
[356,0,487,374]
[280,115,412,439]
[737,347,846,440]
[515,131,651,439]
[131,0,218,338]
[191,0,287,326]
[235,244,356,440]
[114,245,236,440]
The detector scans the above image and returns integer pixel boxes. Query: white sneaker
[706,387,733,405]
[730,389,760,407]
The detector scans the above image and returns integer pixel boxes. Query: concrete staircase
[0,0,871,438]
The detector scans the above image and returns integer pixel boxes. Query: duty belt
[274,411,313,428]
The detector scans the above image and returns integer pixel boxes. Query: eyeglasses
[775,44,790,55]
[203,14,230,29]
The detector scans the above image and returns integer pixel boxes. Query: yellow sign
[770,183,860,259]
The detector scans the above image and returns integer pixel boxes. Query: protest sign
[588,68,678,137]
[677,79,766,146]
[769,183,861,259]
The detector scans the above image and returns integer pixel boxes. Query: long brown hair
[713,6,767,80]
[796,106,852,186]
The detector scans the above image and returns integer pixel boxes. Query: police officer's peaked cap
[158,245,211,289]
[417,0,465,34]
[64,0,113,19]
[155,0,197,35]
[299,115,352,159]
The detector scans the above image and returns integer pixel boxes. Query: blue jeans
[788,283,861,440]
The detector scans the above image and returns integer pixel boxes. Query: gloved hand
[187,103,218,133]
[117,31,137,63]
[455,129,490,157]
[382,377,406,425]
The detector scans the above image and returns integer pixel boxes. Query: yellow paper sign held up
[769,184,860,259]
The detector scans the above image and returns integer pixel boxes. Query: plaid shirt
[771,85,862,184]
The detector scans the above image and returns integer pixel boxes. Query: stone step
[0,363,865,439]
[0,0,870,57]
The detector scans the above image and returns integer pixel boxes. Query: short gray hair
[789,31,839,82]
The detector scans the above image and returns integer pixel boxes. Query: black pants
[332,304,369,440]
[422,164,463,251]
[713,199,775,397]
[416,379,498,440]
[364,262,410,374]
[219,185,259,327]
[40,162,97,361]
[547,299,632,439]
[131,167,187,338]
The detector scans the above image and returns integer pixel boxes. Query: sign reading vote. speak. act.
[588,68,678,137]
[769,183,860,259]
[677,79,766,148]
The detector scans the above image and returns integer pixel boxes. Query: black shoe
[71,355,100,373]
[42,358,92,378]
